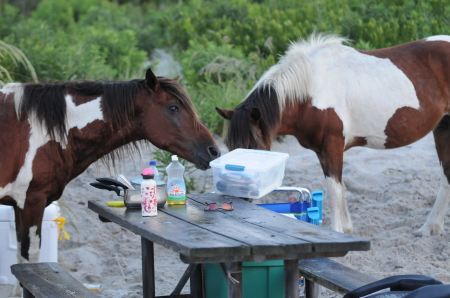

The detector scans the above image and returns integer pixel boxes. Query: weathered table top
[88,193,369,263]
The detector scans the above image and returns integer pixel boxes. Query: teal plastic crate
[204,260,284,298]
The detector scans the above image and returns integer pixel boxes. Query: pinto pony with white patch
[217,33,450,236]
[0,68,220,296]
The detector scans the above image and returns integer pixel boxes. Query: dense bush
[1,0,449,133]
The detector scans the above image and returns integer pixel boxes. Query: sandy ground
[1,133,450,297]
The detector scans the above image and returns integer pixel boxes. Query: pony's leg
[416,116,450,236]
[11,199,46,296]
[316,147,353,234]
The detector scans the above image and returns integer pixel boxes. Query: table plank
[158,198,312,256]
[88,200,249,258]
[188,194,370,253]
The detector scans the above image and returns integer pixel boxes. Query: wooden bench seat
[10,262,99,298]
[299,258,377,297]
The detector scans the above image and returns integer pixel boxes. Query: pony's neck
[67,107,144,178]
[277,99,332,152]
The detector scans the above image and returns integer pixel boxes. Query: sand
[1,132,450,298]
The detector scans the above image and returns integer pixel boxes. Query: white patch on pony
[55,95,104,148]
[310,45,420,148]
[0,83,23,117]
[325,176,352,234]
[416,164,450,236]
[0,91,104,209]
[11,240,25,296]
[250,33,349,111]
[426,35,450,43]
[28,225,41,262]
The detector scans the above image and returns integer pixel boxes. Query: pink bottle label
[141,184,157,216]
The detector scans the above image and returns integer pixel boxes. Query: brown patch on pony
[0,92,30,188]
[345,137,368,150]
[225,85,280,150]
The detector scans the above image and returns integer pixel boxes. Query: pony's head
[138,69,220,170]
[216,85,280,151]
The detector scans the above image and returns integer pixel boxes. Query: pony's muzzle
[208,146,220,159]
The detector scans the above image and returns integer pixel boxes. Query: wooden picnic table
[88,193,370,298]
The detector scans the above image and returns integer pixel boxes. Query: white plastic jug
[0,202,60,284]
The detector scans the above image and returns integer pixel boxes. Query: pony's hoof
[11,282,22,297]
[414,224,443,237]
[343,226,353,235]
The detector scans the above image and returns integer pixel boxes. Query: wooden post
[141,238,155,298]
[284,259,299,298]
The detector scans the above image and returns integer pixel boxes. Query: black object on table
[88,193,370,298]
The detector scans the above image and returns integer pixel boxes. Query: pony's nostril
[208,146,220,158]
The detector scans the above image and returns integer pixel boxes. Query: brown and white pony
[217,33,450,236]
[0,68,220,295]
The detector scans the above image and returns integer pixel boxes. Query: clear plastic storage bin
[209,149,289,199]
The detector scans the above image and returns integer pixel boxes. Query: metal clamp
[270,186,312,202]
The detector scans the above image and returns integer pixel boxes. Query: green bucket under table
[204,260,285,298]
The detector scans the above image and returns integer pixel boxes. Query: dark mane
[20,77,199,141]
[225,85,280,149]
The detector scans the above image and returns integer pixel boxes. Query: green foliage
[0,39,37,86]
[2,0,450,190]
[1,0,148,82]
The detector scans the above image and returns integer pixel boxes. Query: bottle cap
[171,155,178,161]
[141,168,154,179]
[150,161,156,166]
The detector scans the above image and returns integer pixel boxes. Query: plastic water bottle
[149,161,160,181]
[141,168,157,216]
[166,155,186,205]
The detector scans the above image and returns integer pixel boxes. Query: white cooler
[0,203,59,284]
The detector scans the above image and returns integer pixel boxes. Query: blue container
[256,201,313,223]
[311,190,324,222]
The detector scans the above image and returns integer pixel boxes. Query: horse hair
[225,85,279,150]
[251,32,349,110]
[18,77,199,141]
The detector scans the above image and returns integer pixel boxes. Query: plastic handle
[311,190,324,221]
[270,186,312,202]
[96,177,128,190]
[90,182,122,196]
[225,164,245,171]
[307,207,320,225]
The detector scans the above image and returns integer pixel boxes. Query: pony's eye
[169,105,179,112]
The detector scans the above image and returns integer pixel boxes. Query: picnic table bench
[10,262,99,298]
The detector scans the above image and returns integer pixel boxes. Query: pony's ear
[249,107,261,124]
[145,68,160,92]
[216,107,234,120]
[173,75,180,83]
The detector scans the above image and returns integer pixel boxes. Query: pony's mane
[12,77,199,140]
[225,86,279,150]
[250,33,349,111]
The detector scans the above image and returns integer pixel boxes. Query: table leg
[284,259,299,298]
[305,279,321,298]
[223,262,242,298]
[190,264,205,298]
[141,237,155,298]
[22,288,34,298]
